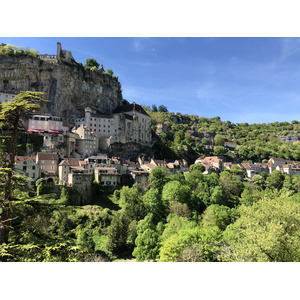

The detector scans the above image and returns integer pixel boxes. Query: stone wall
[0,55,123,127]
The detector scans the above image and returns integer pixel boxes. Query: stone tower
[85,107,92,126]
[57,42,62,57]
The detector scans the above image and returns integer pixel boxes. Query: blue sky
[1,37,300,124]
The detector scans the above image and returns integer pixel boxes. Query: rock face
[0,55,123,127]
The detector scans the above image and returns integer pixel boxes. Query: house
[58,158,87,184]
[239,163,261,178]
[151,158,166,167]
[129,170,149,185]
[224,142,238,149]
[14,155,40,187]
[72,124,99,157]
[140,163,157,173]
[268,157,287,166]
[36,152,59,177]
[95,166,120,186]
[67,170,93,192]
[196,156,224,171]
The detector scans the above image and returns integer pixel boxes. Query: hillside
[146,107,300,164]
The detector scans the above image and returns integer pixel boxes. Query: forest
[0,93,299,262]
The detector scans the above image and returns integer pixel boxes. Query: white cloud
[280,38,300,61]
[132,38,156,53]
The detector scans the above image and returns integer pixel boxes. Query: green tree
[162,181,192,206]
[189,163,205,173]
[0,91,45,244]
[142,188,167,223]
[201,204,232,231]
[266,170,284,190]
[213,146,225,157]
[158,105,168,113]
[252,174,265,187]
[149,167,169,192]
[106,211,129,255]
[152,104,158,112]
[106,69,113,76]
[214,134,225,146]
[84,58,100,68]
[221,192,300,262]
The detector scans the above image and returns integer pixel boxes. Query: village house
[195,156,224,172]
[14,155,40,187]
[239,163,261,178]
[95,165,120,186]
[67,170,93,193]
[71,124,99,157]
[36,152,59,177]
[58,158,88,185]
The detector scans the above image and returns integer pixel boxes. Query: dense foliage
[144,106,300,164]
[1,164,300,262]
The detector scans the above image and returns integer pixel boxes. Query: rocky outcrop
[0,55,123,127]
[278,134,300,143]
[170,114,191,124]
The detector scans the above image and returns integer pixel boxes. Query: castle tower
[85,107,92,126]
[57,42,62,57]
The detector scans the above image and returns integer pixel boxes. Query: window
[32,166,35,170]
[41,160,44,164]
[32,173,35,178]
[23,166,27,171]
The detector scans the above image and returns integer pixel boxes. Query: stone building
[0,91,17,103]
[28,114,66,133]
[71,124,99,157]
[36,152,59,177]
[68,171,93,193]
[95,166,120,186]
[74,103,151,151]
[14,155,40,187]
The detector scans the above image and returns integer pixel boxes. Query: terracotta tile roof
[59,158,80,167]
[59,160,70,166]
[15,155,36,163]
[240,163,251,170]
[202,156,223,163]
[269,157,286,162]
[141,163,156,170]
[37,152,58,161]
[223,162,232,169]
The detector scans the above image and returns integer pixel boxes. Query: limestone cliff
[0,55,123,127]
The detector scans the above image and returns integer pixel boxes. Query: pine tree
[0,91,45,244]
